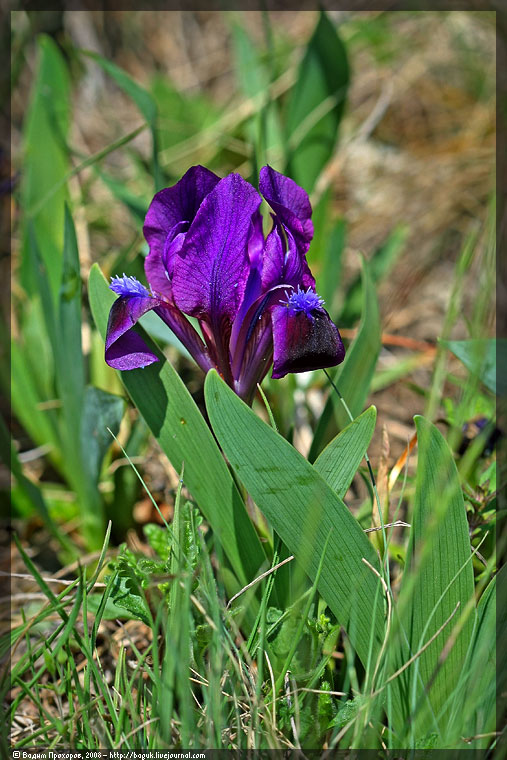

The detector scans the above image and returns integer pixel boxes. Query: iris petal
[271,304,345,379]
[259,165,314,253]
[105,295,161,370]
[144,165,220,297]
[172,173,262,325]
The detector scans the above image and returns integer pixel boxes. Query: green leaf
[80,386,125,484]
[58,206,86,436]
[285,11,349,192]
[448,572,497,747]
[88,264,266,591]
[83,51,161,190]
[339,224,408,327]
[440,338,503,396]
[20,35,70,299]
[82,51,157,125]
[309,256,381,461]
[205,370,385,668]
[314,406,376,499]
[390,416,475,741]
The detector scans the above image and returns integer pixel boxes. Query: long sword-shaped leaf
[285,11,349,192]
[314,406,376,499]
[389,416,475,743]
[21,35,70,299]
[88,264,266,589]
[205,370,385,668]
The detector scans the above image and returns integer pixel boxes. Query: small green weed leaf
[110,569,152,627]
[205,370,385,668]
[391,416,475,740]
[441,338,504,396]
[328,695,365,729]
[309,257,381,461]
[21,35,70,299]
[86,593,141,622]
[144,524,172,562]
[88,264,266,590]
[286,11,349,192]
[80,386,125,483]
[314,406,376,499]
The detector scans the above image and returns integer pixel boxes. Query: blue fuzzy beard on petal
[282,285,325,317]
[110,274,151,298]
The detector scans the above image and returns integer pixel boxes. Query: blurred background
[7,9,496,552]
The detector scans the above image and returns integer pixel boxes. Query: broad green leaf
[88,264,266,590]
[80,386,125,483]
[314,406,376,499]
[309,256,381,461]
[390,416,475,741]
[440,338,503,396]
[339,224,408,327]
[21,35,70,300]
[205,370,385,668]
[285,11,349,192]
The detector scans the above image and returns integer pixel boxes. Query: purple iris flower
[105,165,345,404]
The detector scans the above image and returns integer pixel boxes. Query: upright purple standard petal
[259,165,314,253]
[172,174,261,379]
[144,165,220,297]
[271,287,345,379]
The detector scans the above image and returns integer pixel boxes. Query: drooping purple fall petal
[271,287,345,379]
[106,276,211,373]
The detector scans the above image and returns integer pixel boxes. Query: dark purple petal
[145,226,186,299]
[172,173,262,325]
[259,165,314,252]
[261,223,316,292]
[248,209,265,270]
[270,300,345,379]
[143,166,220,295]
[154,304,213,375]
[105,282,212,373]
[105,295,161,370]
